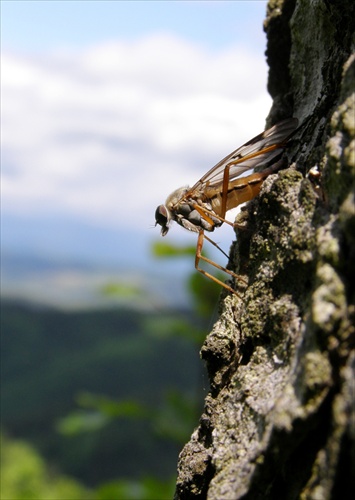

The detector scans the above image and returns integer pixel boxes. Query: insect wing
[188,118,298,193]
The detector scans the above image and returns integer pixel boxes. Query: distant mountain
[1,250,191,310]
[1,212,153,268]
[1,210,229,309]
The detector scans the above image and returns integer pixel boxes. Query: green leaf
[56,410,110,435]
[76,392,150,418]
[151,241,196,258]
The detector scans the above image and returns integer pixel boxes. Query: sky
[1,0,272,305]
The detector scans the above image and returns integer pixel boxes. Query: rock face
[174,1,355,498]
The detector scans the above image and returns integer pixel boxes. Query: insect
[155,118,299,295]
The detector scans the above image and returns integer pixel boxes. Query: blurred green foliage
[56,394,150,435]
[151,241,196,257]
[1,433,175,499]
[152,239,224,317]
[1,238,227,499]
[96,476,176,500]
[100,282,143,299]
[0,433,92,500]
[57,388,199,446]
[188,270,225,318]
[1,301,203,489]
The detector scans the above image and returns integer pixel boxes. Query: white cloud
[1,33,272,231]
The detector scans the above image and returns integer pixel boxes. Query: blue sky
[2,1,267,52]
[1,0,272,306]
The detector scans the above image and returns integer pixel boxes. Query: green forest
[1,292,215,499]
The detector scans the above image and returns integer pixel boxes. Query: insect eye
[155,205,168,226]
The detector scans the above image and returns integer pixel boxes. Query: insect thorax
[166,188,222,233]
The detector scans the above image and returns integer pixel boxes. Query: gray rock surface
[174,1,355,498]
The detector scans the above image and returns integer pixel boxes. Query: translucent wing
[188,118,298,193]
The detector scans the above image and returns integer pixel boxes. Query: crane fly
[155,118,299,295]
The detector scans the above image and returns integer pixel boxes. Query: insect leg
[192,203,235,228]
[203,234,248,284]
[221,163,231,219]
[218,145,284,219]
[203,234,230,259]
[195,230,244,296]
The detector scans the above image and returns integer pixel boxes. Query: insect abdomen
[209,170,272,216]
[225,175,265,211]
